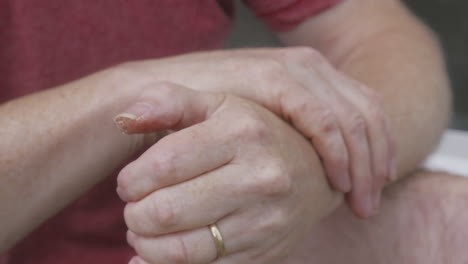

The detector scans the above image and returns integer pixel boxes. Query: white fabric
[424,129,468,177]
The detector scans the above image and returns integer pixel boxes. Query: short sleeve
[243,0,343,32]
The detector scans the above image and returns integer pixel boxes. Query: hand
[115,82,341,264]
[114,47,395,217]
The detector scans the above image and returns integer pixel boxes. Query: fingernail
[114,103,152,133]
[116,102,152,121]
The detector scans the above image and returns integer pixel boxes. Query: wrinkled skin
[113,47,395,217]
[115,83,342,264]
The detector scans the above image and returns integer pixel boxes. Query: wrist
[85,67,156,156]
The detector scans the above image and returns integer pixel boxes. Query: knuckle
[148,196,179,229]
[248,160,292,197]
[232,114,270,142]
[166,236,190,264]
[315,109,339,136]
[347,113,367,136]
[149,145,178,184]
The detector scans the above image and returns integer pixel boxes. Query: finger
[124,165,246,236]
[314,81,376,219]
[344,120,374,218]
[310,63,391,216]
[370,116,397,214]
[127,214,248,264]
[117,116,235,202]
[113,81,226,134]
[281,84,351,193]
[340,82,391,214]
[315,85,373,205]
[368,102,396,213]
[317,86,375,217]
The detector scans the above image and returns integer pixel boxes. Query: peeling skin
[116,113,138,120]
[114,114,137,134]
[113,113,160,134]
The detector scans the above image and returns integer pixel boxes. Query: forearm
[281,0,451,179]
[0,68,151,252]
[332,20,450,179]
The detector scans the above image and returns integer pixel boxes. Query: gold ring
[209,223,226,259]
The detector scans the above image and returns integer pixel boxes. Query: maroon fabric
[0,0,341,263]
[244,0,343,31]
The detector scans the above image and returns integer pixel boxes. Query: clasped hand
[113,48,395,264]
[115,83,340,263]
[115,47,395,217]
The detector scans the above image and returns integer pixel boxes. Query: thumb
[113,82,225,134]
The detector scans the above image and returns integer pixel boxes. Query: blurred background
[226,1,468,131]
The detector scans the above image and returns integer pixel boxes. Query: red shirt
[0,0,340,263]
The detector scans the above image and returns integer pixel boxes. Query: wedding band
[209,223,226,259]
